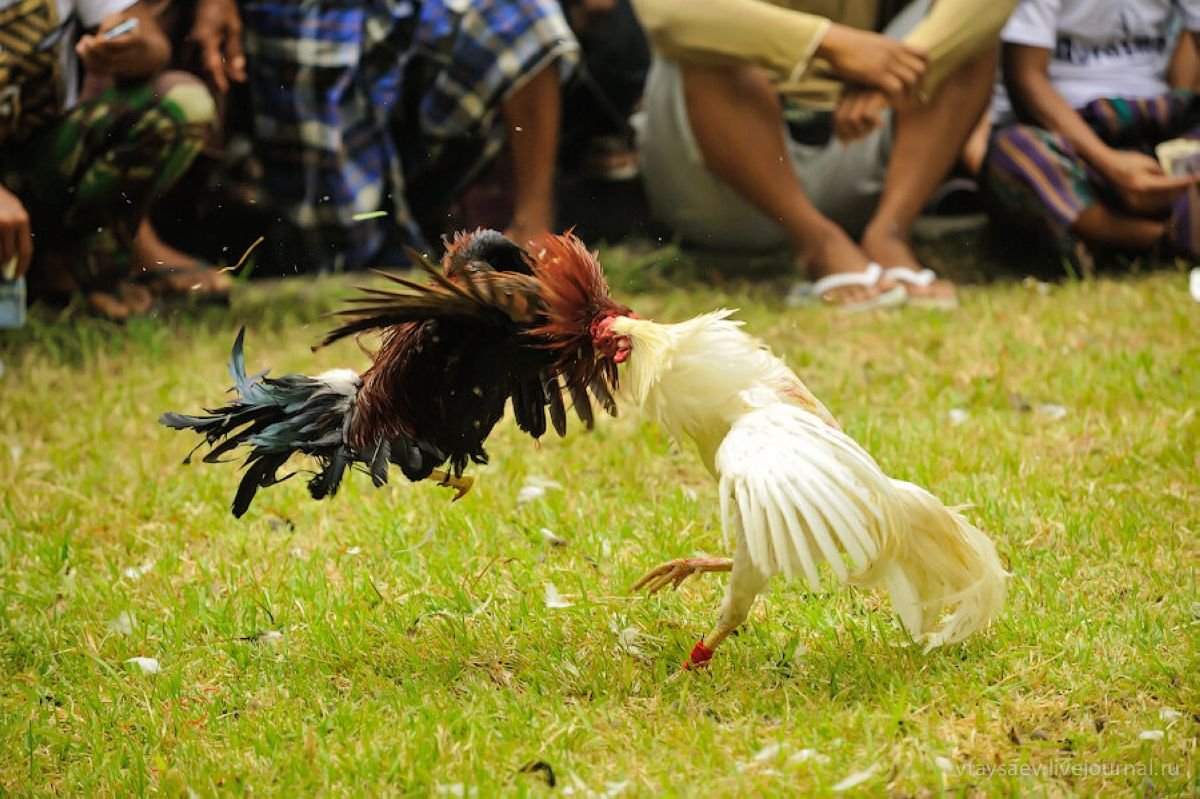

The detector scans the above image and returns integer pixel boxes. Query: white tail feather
[717,404,1006,648]
[883,481,1008,649]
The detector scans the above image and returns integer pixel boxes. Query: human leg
[859,48,998,304]
[669,61,894,306]
[502,62,561,247]
[1082,92,1200,257]
[985,124,1167,254]
[21,71,214,291]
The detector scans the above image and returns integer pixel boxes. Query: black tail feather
[232,455,293,518]
[568,380,595,430]
[368,439,391,488]
[161,331,366,517]
[544,375,567,437]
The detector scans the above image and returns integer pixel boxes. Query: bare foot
[118,283,155,315]
[85,283,154,323]
[86,291,129,323]
[797,222,900,307]
[861,223,957,306]
[132,219,231,299]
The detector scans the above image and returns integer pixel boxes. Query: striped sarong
[984,90,1200,257]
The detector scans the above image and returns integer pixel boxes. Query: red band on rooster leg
[682,640,714,670]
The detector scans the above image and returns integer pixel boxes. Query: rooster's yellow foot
[429,470,474,501]
[631,557,733,595]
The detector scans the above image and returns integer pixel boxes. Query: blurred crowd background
[3,0,1200,322]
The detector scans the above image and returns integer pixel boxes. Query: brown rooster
[161,230,633,517]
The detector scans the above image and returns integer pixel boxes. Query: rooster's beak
[593,316,632,364]
[611,336,631,364]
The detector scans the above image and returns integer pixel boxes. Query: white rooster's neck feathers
[611,311,834,461]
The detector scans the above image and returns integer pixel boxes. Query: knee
[152,70,217,129]
[681,61,781,118]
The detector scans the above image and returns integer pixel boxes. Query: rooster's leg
[632,557,733,595]
[428,469,474,501]
[682,547,769,670]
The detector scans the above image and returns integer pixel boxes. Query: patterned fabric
[241,0,578,272]
[984,90,1200,257]
[0,0,66,145]
[0,73,215,290]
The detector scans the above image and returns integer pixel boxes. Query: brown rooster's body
[338,231,600,483]
[162,230,631,517]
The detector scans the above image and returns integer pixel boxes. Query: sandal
[135,261,232,305]
[789,262,908,313]
[881,266,959,310]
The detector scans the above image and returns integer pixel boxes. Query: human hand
[0,185,33,279]
[817,24,928,101]
[834,87,889,142]
[1099,149,1198,214]
[77,10,170,79]
[189,0,246,93]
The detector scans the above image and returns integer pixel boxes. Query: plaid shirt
[242,0,578,270]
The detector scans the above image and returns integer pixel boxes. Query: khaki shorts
[633,0,927,251]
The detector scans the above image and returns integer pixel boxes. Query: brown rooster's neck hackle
[524,233,630,414]
[443,228,485,260]
[527,232,629,349]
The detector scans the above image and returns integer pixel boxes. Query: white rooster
[591,310,1008,669]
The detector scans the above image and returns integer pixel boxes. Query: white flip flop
[793,262,907,314]
[882,266,960,310]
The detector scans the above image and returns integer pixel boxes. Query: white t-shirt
[992,0,1200,121]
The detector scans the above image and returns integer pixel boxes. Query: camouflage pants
[0,71,214,292]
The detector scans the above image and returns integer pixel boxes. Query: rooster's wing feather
[319,248,544,348]
[322,233,608,475]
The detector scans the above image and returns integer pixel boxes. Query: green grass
[1,259,1197,797]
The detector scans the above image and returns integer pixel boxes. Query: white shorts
[633,1,928,251]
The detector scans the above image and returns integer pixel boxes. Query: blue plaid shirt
[242,0,578,270]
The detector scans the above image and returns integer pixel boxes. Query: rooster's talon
[631,557,734,595]
[429,470,474,501]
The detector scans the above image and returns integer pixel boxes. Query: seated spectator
[0,0,216,321]
[237,0,579,273]
[631,0,1014,311]
[984,1,1200,265]
[452,0,650,242]
[126,0,245,302]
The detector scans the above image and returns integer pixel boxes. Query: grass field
[1,257,1197,796]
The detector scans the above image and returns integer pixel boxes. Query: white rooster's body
[611,311,1007,667]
